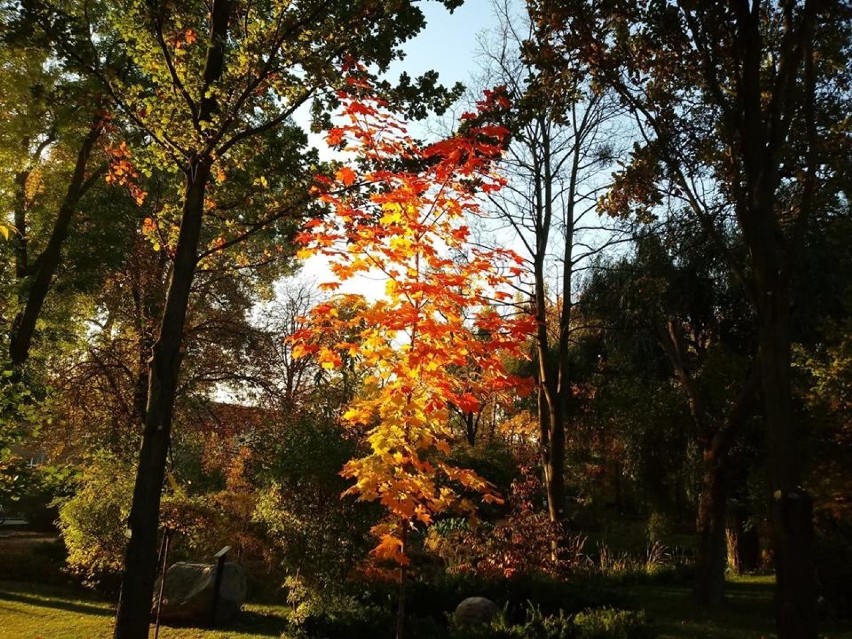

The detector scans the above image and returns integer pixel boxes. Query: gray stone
[454,596,499,625]
[155,561,247,624]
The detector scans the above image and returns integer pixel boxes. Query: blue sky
[387,0,498,87]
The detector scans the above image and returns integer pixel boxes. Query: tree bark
[658,321,759,606]
[113,0,232,634]
[396,524,407,639]
[694,446,728,606]
[756,268,817,638]
[727,511,760,575]
[112,160,211,639]
[8,115,104,371]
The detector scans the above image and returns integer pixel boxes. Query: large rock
[454,596,499,626]
[155,561,247,624]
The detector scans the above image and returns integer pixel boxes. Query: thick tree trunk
[694,448,728,606]
[733,3,819,632]
[112,162,210,639]
[757,286,817,638]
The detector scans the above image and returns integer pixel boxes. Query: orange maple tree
[291,73,535,568]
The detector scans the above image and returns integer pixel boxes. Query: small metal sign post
[209,546,231,627]
[153,529,171,639]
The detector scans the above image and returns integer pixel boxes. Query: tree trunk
[542,394,565,529]
[8,115,103,371]
[112,161,211,639]
[733,2,819,632]
[694,448,728,606]
[113,1,232,633]
[757,285,817,639]
[396,524,407,639]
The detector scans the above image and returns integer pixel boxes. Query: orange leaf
[336,166,357,186]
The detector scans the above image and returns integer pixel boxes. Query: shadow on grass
[155,609,288,638]
[631,577,776,639]
[0,589,114,618]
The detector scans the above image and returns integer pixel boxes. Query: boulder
[454,596,499,626]
[155,561,247,624]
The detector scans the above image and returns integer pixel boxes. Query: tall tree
[25,1,466,636]
[292,81,534,639]
[0,18,111,377]
[584,223,759,604]
[477,0,624,546]
[531,1,851,634]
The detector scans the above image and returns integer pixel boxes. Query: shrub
[56,454,134,584]
[814,512,852,619]
[57,453,278,590]
[444,603,648,639]
[285,576,395,639]
[361,570,631,628]
[429,468,591,580]
[572,608,648,639]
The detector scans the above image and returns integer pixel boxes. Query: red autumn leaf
[336,166,357,186]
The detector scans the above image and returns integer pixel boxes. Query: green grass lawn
[632,574,852,639]
[0,581,290,639]
[2,575,852,638]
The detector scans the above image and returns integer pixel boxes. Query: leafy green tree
[21,1,469,635]
[529,1,851,632]
[0,17,115,377]
[582,222,759,603]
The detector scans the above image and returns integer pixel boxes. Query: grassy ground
[2,575,852,638]
[632,574,852,639]
[0,581,289,639]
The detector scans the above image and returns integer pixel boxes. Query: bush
[572,608,648,639]
[56,454,134,584]
[399,571,631,625]
[285,576,395,639]
[443,603,647,639]
[252,415,378,598]
[815,513,852,619]
[0,537,70,585]
[429,468,591,580]
[284,566,645,639]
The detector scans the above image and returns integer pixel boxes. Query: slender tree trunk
[727,511,760,575]
[113,2,232,633]
[396,524,407,639]
[113,162,211,639]
[659,322,759,606]
[13,170,29,283]
[8,115,104,371]
[531,117,568,560]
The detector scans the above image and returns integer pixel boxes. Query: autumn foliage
[291,74,535,567]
